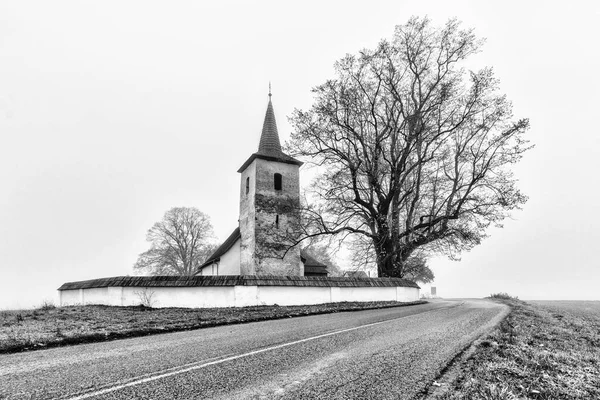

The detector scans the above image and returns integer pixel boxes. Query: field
[0,300,422,354]
[438,298,600,400]
[530,300,600,318]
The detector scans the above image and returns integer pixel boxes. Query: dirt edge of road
[419,299,511,399]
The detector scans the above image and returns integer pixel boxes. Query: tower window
[274,173,282,191]
[275,214,279,229]
[246,177,250,195]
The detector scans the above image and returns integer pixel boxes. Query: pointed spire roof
[258,96,282,154]
[237,88,303,173]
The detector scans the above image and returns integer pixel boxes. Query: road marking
[63,312,432,399]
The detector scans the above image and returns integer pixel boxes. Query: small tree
[288,17,531,278]
[134,207,217,276]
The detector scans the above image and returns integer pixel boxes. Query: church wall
[217,238,241,275]
[196,264,210,276]
[196,239,241,276]
[239,160,257,275]
[59,284,420,308]
[252,158,302,276]
[254,159,300,195]
[239,158,303,276]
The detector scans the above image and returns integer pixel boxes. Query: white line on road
[63,312,429,400]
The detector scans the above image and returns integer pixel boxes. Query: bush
[39,300,56,311]
[488,292,519,300]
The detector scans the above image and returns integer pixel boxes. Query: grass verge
[0,300,424,354]
[436,297,600,400]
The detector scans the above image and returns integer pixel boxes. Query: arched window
[275,214,280,229]
[274,173,282,191]
[246,177,250,195]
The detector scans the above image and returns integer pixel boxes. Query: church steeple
[258,91,282,154]
[237,88,303,173]
[237,86,303,276]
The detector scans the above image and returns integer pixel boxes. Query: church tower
[237,90,303,276]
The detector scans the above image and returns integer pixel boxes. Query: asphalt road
[0,299,508,400]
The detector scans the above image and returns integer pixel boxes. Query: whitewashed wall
[219,238,241,275]
[197,239,242,276]
[59,285,420,308]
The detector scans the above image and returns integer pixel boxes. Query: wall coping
[58,275,420,290]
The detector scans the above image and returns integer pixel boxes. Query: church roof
[238,94,303,173]
[199,227,240,269]
[259,96,282,154]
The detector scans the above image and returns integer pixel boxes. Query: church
[57,90,420,308]
[196,91,328,278]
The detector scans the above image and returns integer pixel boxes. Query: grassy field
[0,300,423,354]
[437,296,600,400]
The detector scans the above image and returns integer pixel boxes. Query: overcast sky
[1,0,599,309]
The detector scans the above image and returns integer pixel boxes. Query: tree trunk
[374,235,397,277]
[374,234,413,278]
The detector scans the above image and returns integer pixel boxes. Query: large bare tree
[287,17,531,278]
[134,207,217,276]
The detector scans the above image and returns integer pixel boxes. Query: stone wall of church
[253,158,302,276]
[239,160,257,275]
[239,158,303,276]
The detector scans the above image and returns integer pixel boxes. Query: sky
[1,0,599,309]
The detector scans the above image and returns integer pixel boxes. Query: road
[0,299,508,400]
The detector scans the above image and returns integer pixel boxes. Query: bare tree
[133,288,156,308]
[287,17,531,278]
[134,207,217,276]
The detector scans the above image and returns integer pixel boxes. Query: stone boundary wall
[58,276,420,308]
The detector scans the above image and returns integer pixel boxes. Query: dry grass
[439,298,600,400]
[0,300,423,354]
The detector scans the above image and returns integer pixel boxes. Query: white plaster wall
[234,286,258,306]
[218,238,241,275]
[82,287,109,305]
[198,263,219,276]
[107,287,124,306]
[60,289,81,305]
[334,287,397,303]
[197,239,241,276]
[120,286,236,308]
[60,285,420,308]
[397,287,419,302]
[256,286,332,306]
